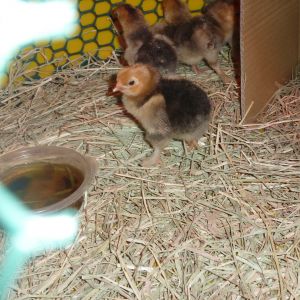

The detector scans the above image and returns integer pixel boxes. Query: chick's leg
[205,51,231,84]
[192,65,202,74]
[186,139,199,150]
[184,120,210,151]
[142,147,162,167]
[143,134,170,167]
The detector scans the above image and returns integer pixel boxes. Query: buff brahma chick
[113,64,212,167]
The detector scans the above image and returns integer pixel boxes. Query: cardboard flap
[240,0,299,122]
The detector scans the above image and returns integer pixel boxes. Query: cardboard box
[240,0,299,122]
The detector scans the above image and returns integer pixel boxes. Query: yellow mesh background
[0,0,205,87]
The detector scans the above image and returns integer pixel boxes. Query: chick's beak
[113,83,123,93]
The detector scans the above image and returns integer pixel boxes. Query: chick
[161,0,192,25]
[156,0,230,83]
[113,64,211,167]
[111,4,177,73]
[151,0,192,35]
[202,0,237,46]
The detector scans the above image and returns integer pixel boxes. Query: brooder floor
[0,52,300,299]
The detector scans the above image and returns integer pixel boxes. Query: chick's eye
[128,80,135,86]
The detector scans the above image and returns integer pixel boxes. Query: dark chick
[111,4,177,73]
[202,0,238,46]
[157,0,231,83]
[113,64,211,167]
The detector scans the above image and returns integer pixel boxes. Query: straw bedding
[0,50,299,299]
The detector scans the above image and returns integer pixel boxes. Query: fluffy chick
[161,0,192,25]
[157,0,230,83]
[203,0,238,46]
[151,0,192,35]
[111,4,177,73]
[113,64,211,167]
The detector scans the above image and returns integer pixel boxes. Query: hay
[0,49,300,299]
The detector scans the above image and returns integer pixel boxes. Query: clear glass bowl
[0,146,97,213]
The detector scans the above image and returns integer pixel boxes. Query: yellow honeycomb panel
[81,27,97,41]
[69,24,82,38]
[113,36,120,49]
[83,42,98,55]
[1,0,206,85]
[54,51,68,67]
[79,0,94,12]
[36,48,53,65]
[157,3,163,17]
[144,13,158,26]
[18,46,36,65]
[20,45,35,56]
[191,11,202,17]
[51,40,66,51]
[126,0,142,6]
[14,76,25,85]
[39,64,55,78]
[67,38,83,54]
[97,31,113,46]
[96,16,111,30]
[142,0,157,12]
[188,0,204,11]
[24,61,38,77]
[0,74,8,88]
[95,2,111,15]
[98,46,114,60]
[69,54,83,67]
[35,40,50,48]
[80,13,96,27]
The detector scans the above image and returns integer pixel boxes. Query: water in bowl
[0,162,84,210]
